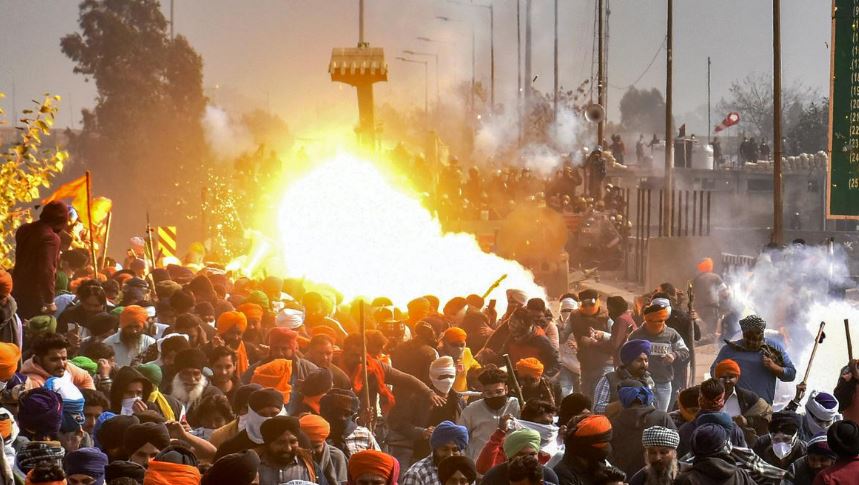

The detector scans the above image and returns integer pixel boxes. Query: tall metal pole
[525,0,533,111]
[517,0,522,141]
[170,0,174,40]
[663,0,674,237]
[359,0,365,45]
[772,0,783,244]
[707,57,712,145]
[490,4,495,109]
[553,0,559,119]
[597,0,605,146]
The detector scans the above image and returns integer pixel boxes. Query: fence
[627,189,713,283]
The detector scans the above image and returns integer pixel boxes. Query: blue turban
[17,388,63,438]
[696,412,734,433]
[64,447,109,485]
[620,340,652,366]
[430,420,469,451]
[691,423,729,457]
[92,411,117,449]
[618,386,654,408]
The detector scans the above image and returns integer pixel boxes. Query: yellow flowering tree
[0,93,68,266]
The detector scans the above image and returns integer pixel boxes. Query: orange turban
[238,303,264,321]
[443,327,467,345]
[299,414,331,443]
[515,358,544,379]
[0,270,12,298]
[644,307,670,324]
[348,450,398,484]
[142,459,202,485]
[310,325,339,340]
[569,414,613,449]
[120,305,149,330]
[251,358,293,404]
[714,359,741,378]
[217,311,248,335]
[407,298,431,323]
[0,343,21,381]
[697,257,714,273]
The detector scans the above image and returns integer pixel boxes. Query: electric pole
[663,0,674,237]
[772,0,783,244]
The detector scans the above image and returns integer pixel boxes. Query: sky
[0,0,831,138]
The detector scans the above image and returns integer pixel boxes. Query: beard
[171,374,208,407]
[645,460,679,485]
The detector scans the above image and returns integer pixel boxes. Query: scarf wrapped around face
[351,355,396,414]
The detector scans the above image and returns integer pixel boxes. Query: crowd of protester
[0,199,856,485]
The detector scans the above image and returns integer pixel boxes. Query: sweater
[711,338,796,404]
[457,397,520,461]
[628,325,689,383]
[609,405,677,477]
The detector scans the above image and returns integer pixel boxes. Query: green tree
[786,99,829,155]
[61,0,208,242]
[717,73,814,140]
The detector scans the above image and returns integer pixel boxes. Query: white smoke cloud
[472,104,585,176]
[724,243,857,404]
[202,105,254,160]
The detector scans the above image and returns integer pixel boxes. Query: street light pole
[597,0,605,146]
[448,1,495,108]
[404,49,439,107]
[396,56,429,124]
[554,0,559,119]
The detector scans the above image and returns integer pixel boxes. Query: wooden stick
[503,353,525,408]
[359,300,373,430]
[802,321,825,384]
[84,171,98,277]
[100,211,112,271]
[847,319,854,363]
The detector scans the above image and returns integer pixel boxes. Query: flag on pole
[42,174,86,204]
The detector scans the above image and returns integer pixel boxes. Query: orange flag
[42,174,87,204]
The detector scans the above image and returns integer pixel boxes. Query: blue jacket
[711,338,796,404]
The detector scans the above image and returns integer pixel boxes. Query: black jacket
[674,455,757,485]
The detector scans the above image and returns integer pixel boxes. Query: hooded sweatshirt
[21,357,94,390]
[674,455,757,485]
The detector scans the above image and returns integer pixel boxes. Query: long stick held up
[847,319,854,363]
[802,321,825,384]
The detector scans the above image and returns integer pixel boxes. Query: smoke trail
[724,243,857,403]
[202,105,254,160]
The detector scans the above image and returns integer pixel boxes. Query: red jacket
[814,456,859,485]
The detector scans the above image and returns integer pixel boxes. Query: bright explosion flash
[277,153,545,308]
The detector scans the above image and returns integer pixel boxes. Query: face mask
[245,407,286,444]
[120,397,140,416]
[773,441,793,459]
[805,413,831,435]
[238,413,248,431]
[431,376,455,395]
[484,395,508,410]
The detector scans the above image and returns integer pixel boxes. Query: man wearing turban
[783,388,841,443]
[627,426,686,485]
[0,269,22,348]
[216,388,287,460]
[593,339,655,415]
[169,349,223,417]
[553,414,614,484]
[300,414,348,485]
[674,423,756,485]
[64,447,108,485]
[629,300,690,411]
[216,311,250,376]
[257,415,323,484]
[711,314,796,404]
[320,388,382,458]
[691,256,728,339]
[347,450,399,485]
[713,358,772,446]
[515,358,557,405]
[609,381,676,477]
[123,422,171,468]
[401,421,468,485]
[438,327,481,393]
[103,305,156,367]
[240,328,320,409]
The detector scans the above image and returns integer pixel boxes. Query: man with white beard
[628,426,687,485]
[169,348,222,417]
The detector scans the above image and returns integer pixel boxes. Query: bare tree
[717,73,816,141]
